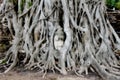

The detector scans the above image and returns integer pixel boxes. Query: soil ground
[0,70,102,80]
[0,54,102,80]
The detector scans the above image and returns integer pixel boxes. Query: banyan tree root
[0,0,120,80]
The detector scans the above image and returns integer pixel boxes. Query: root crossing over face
[54,28,65,50]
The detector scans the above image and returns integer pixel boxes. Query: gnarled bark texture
[0,0,120,80]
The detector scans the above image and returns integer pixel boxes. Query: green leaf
[115,1,120,9]
[27,1,33,8]
[28,2,33,7]
[106,0,116,7]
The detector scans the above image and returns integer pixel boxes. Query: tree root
[0,0,120,80]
